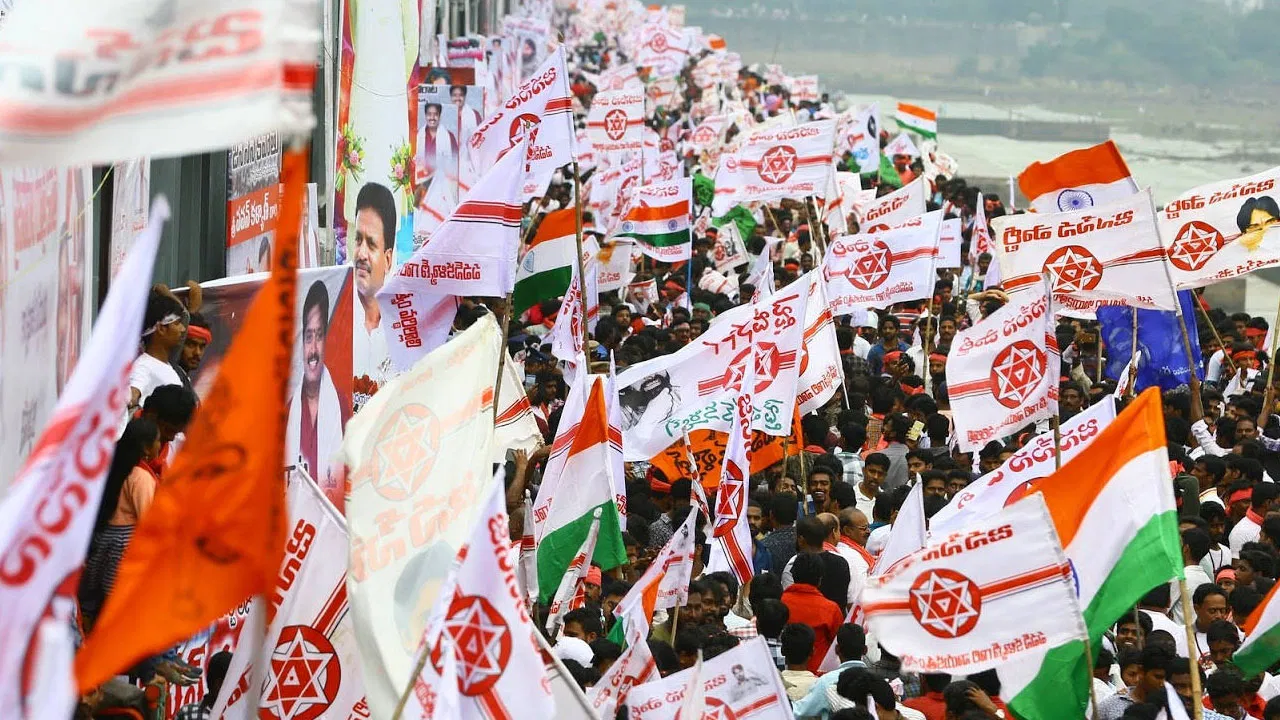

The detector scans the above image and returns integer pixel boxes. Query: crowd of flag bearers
[12,0,1280,719]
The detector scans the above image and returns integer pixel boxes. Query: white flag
[946,289,1060,452]
[626,637,792,720]
[635,23,691,77]
[842,104,881,174]
[587,89,645,153]
[856,178,927,233]
[797,273,844,415]
[0,0,317,165]
[862,494,1087,676]
[711,220,751,272]
[713,120,836,212]
[707,356,754,585]
[546,509,602,637]
[936,218,963,270]
[688,115,728,152]
[588,634,657,720]
[468,46,578,199]
[406,478,556,720]
[992,188,1178,312]
[212,470,366,718]
[549,259,601,388]
[595,238,637,292]
[613,509,698,641]
[0,198,168,718]
[1158,166,1280,289]
[930,398,1117,535]
[824,210,941,314]
[870,482,926,576]
[341,315,501,720]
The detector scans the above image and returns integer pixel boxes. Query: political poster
[227,133,282,277]
[110,159,150,279]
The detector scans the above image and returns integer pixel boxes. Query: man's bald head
[817,512,839,543]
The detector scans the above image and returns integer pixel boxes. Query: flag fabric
[1098,290,1204,392]
[789,75,820,103]
[589,156,643,232]
[616,273,810,460]
[856,178,927,233]
[377,136,527,369]
[823,210,941,315]
[946,289,1060,452]
[0,0,318,165]
[468,46,577,199]
[587,633,657,720]
[747,236,784,302]
[614,179,693,262]
[0,198,168,716]
[878,152,903,188]
[869,481,927,576]
[991,188,1179,313]
[712,205,758,251]
[495,354,543,463]
[612,509,698,642]
[76,149,307,691]
[862,494,1086,676]
[688,115,728,151]
[646,410,803,492]
[549,258,600,386]
[210,470,366,718]
[970,192,993,262]
[405,477,556,720]
[625,637,792,720]
[999,388,1183,719]
[797,274,844,414]
[714,120,836,211]
[546,509,602,637]
[595,238,637,292]
[1158,165,1280,288]
[635,23,692,78]
[1017,140,1138,214]
[937,217,963,269]
[1234,580,1280,677]
[513,208,578,318]
[706,357,755,585]
[586,89,646,153]
[518,492,540,607]
[895,102,937,139]
[534,377,628,600]
[595,63,643,91]
[884,132,920,159]
[843,104,881,174]
[931,398,1117,535]
[710,218,751,272]
[341,314,502,720]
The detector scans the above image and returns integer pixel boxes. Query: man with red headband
[174,312,212,391]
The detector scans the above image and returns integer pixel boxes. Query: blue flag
[1097,290,1203,391]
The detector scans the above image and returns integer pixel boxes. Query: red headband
[187,325,212,343]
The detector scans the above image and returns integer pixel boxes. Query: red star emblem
[261,626,340,720]
[1169,220,1226,272]
[713,463,746,538]
[431,594,513,696]
[660,138,675,153]
[648,31,669,53]
[676,696,740,720]
[757,145,797,185]
[1043,245,1103,292]
[909,568,982,638]
[508,113,541,146]
[371,405,440,501]
[989,339,1047,409]
[604,108,629,141]
[845,240,893,290]
[696,343,795,396]
[693,125,718,144]
[1002,478,1043,508]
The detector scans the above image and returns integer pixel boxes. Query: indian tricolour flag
[894,102,937,139]
[534,376,627,601]
[999,388,1183,718]
[614,178,692,262]
[1017,139,1138,213]
[513,208,578,319]
[1235,582,1280,676]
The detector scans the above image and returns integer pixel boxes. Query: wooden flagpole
[1257,292,1280,427]
[1195,297,1237,376]
[1126,307,1139,399]
[1178,579,1205,720]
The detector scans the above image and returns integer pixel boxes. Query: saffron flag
[856,178,927,233]
[377,136,527,369]
[823,210,941,314]
[210,469,366,719]
[406,477,556,720]
[534,376,627,599]
[1158,166,1280,289]
[0,0,318,165]
[616,273,810,460]
[468,46,577,199]
[513,208,581,319]
[341,314,501,720]
[76,149,307,691]
[0,198,168,717]
[625,637,792,720]
[931,398,1117,535]
[1098,290,1203,392]
[612,509,697,642]
[895,102,937,139]
[614,179,693,262]
[586,89,645,153]
[998,388,1183,719]
[946,289,1059,452]
[862,494,1086,675]
[991,188,1179,313]
[1017,140,1138,214]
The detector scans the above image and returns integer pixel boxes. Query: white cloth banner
[862,495,1087,676]
[946,289,1060,452]
[936,217,963,270]
[823,210,940,314]
[840,104,881,175]
[616,274,811,460]
[712,120,835,214]
[635,23,691,78]
[613,509,698,641]
[109,159,151,279]
[992,188,1178,312]
[1158,166,1280,289]
[586,89,645,153]
[0,199,167,717]
[587,634,657,720]
[212,470,367,719]
[711,221,750,272]
[595,238,637,292]
[885,132,920,159]
[626,637,792,720]
[931,397,1117,535]
[687,115,727,152]
[797,274,843,415]
[856,178,927,233]
[0,0,317,165]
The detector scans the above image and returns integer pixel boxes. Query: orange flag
[75,148,308,692]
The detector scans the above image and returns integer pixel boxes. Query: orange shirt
[109,465,159,526]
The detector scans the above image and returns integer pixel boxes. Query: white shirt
[1201,543,1234,579]
[834,542,871,607]
[1171,564,1212,623]
[128,353,182,407]
[1230,514,1262,554]
[852,334,871,360]
[1141,608,1188,656]
[353,294,390,396]
[866,524,892,557]
[854,484,877,520]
